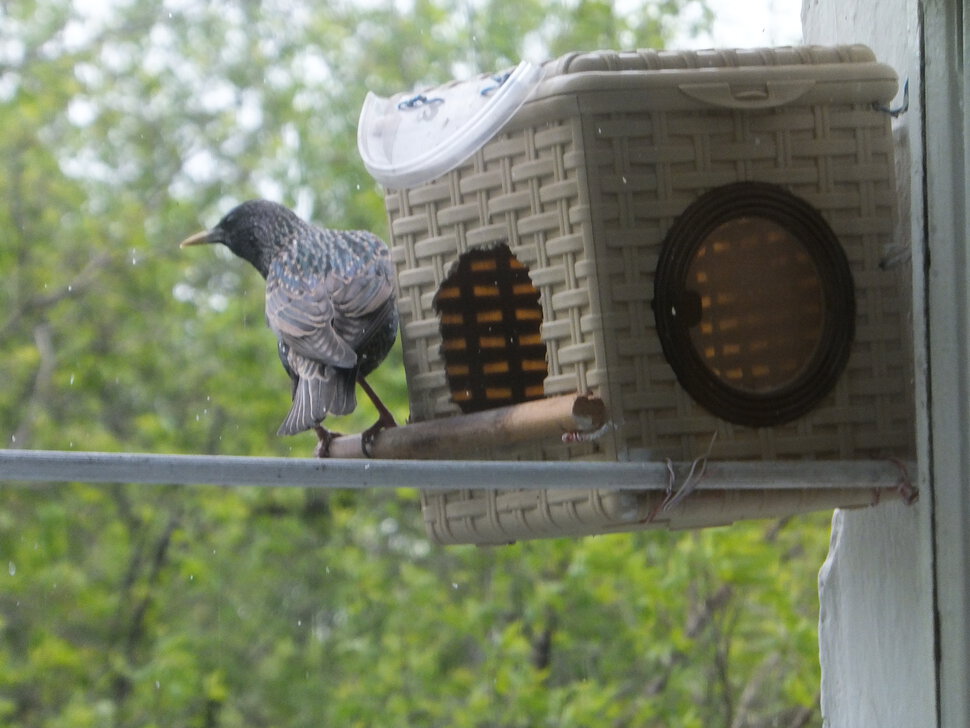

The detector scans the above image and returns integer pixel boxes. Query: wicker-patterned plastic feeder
[358,45,914,544]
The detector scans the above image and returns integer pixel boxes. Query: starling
[180,199,399,456]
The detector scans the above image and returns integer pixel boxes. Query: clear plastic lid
[357,61,543,189]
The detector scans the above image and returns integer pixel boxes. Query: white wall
[802,0,939,725]
[917,0,970,724]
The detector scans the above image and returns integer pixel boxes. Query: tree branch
[530,611,557,672]
[0,251,113,340]
[729,653,782,728]
[11,324,57,448]
[644,583,734,697]
[110,507,181,706]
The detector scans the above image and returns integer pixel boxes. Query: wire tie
[875,78,909,117]
[663,432,718,513]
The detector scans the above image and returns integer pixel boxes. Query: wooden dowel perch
[327,393,607,460]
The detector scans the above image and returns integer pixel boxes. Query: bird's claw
[314,426,342,458]
[360,416,397,458]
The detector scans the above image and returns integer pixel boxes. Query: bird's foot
[360,413,397,458]
[314,426,343,458]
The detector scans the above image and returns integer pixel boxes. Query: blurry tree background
[0,1,827,726]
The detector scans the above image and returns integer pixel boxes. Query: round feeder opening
[686,216,825,394]
[654,182,854,427]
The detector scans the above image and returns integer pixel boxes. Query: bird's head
[179,199,297,277]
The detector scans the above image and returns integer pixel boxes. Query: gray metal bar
[0,449,913,492]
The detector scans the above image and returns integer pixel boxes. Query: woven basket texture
[379,45,913,543]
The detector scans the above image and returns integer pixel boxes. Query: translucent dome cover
[357,61,542,189]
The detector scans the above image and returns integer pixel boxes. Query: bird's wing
[329,252,396,350]
[265,268,358,369]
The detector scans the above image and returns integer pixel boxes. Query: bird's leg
[358,376,396,427]
[357,375,397,458]
[314,426,342,458]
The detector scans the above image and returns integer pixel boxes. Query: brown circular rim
[652,182,855,427]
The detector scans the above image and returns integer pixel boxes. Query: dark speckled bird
[180,199,398,456]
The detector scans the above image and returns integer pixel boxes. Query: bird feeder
[358,45,914,544]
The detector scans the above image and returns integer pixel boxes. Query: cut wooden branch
[325,393,607,460]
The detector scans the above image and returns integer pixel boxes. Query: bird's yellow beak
[179,229,217,248]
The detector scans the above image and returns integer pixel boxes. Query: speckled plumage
[182,199,398,437]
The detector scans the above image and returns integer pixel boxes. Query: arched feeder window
[653,182,855,427]
[433,243,547,413]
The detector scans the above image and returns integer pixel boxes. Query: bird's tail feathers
[322,367,357,417]
[276,366,357,436]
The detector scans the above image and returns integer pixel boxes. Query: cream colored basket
[363,45,914,544]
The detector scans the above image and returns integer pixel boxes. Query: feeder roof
[357,60,542,189]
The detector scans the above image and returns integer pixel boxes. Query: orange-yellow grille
[433,244,547,414]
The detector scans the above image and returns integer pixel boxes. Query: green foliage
[0,0,826,725]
